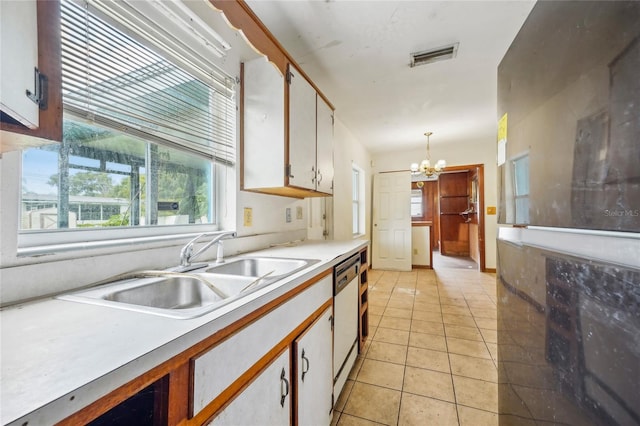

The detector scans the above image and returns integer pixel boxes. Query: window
[352,164,365,236]
[20,0,234,239]
[411,188,424,218]
[512,154,530,224]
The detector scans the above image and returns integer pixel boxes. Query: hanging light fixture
[410,131,446,179]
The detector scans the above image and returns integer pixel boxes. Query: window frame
[352,164,365,237]
[511,153,530,225]
[15,0,237,254]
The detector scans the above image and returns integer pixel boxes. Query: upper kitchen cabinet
[211,0,334,198]
[242,59,334,198]
[0,0,62,153]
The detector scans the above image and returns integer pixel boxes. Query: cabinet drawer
[191,274,332,417]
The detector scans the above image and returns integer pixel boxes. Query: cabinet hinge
[331,114,334,125]
[286,70,293,85]
[25,67,48,110]
[286,164,294,178]
[329,314,334,331]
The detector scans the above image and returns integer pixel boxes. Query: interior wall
[332,116,372,242]
[372,133,498,269]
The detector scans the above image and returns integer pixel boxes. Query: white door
[210,349,291,426]
[372,172,412,271]
[295,307,333,426]
[0,0,39,128]
[288,64,317,190]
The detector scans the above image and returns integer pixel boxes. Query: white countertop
[0,240,368,426]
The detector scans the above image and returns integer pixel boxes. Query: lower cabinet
[294,307,333,426]
[210,349,291,426]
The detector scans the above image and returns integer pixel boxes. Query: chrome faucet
[178,231,237,270]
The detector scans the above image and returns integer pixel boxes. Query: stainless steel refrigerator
[496,2,640,425]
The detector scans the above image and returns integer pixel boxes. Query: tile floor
[331,266,498,426]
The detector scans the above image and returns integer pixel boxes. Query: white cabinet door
[316,97,334,195]
[288,65,317,191]
[0,0,39,128]
[295,306,333,426]
[210,349,291,426]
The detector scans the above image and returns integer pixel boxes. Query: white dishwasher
[333,253,360,400]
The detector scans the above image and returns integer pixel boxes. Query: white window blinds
[60,0,236,165]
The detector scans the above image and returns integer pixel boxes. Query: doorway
[411,164,486,271]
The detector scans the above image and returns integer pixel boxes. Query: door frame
[437,164,486,272]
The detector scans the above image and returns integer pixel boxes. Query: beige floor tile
[439,298,468,308]
[406,347,450,373]
[414,294,441,305]
[387,299,414,310]
[335,379,355,412]
[408,332,447,352]
[349,355,365,380]
[412,301,441,313]
[485,342,498,362]
[357,359,405,390]
[480,328,498,343]
[471,308,497,320]
[411,310,442,323]
[368,314,382,328]
[379,316,412,331]
[449,353,497,382]
[384,307,413,319]
[441,305,472,316]
[398,393,458,426]
[336,413,386,426]
[367,341,408,365]
[444,324,483,341]
[446,337,492,360]
[343,382,401,425]
[442,313,476,327]
[374,327,410,346]
[368,305,385,316]
[474,317,497,330]
[457,406,498,426]
[403,366,455,402]
[452,375,498,413]
[411,319,445,335]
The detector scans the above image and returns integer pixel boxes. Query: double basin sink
[58,257,319,319]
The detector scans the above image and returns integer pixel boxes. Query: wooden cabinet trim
[210,1,333,109]
[56,268,332,426]
[191,298,333,425]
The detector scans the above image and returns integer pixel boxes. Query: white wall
[372,133,498,269]
[332,117,372,243]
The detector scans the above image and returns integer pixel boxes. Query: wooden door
[372,172,411,270]
[439,172,470,256]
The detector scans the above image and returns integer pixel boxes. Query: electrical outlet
[286,207,292,223]
[243,207,253,227]
[486,206,497,215]
[296,206,303,220]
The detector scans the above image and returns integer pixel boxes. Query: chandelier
[410,132,446,178]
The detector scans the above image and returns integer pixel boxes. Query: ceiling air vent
[410,43,459,67]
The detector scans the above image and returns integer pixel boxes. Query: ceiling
[245,0,536,154]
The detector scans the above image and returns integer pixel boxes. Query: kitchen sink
[204,257,319,281]
[57,272,256,319]
[57,257,320,319]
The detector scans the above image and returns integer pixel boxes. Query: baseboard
[484,268,497,273]
[412,264,432,269]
